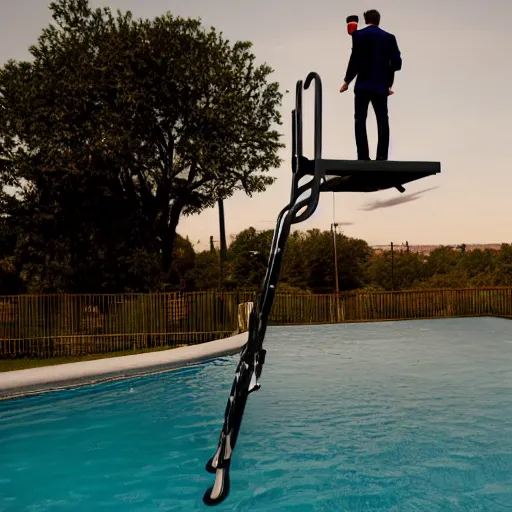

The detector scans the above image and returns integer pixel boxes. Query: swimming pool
[1,317,512,511]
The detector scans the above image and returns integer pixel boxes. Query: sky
[1,0,511,251]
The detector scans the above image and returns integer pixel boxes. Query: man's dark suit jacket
[344,25,402,96]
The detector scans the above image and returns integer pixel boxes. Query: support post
[331,222,340,322]
[391,241,395,291]
[218,199,227,288]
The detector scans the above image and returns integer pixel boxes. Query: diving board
[202,71,441,506]
[296,156,441,193]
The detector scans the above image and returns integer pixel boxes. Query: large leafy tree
[0,0,283,292]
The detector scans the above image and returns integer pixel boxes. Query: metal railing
[270,288,512,324]
[1,288,511,358]
[0,292,255,358]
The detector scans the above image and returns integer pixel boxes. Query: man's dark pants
[354,88,389,160]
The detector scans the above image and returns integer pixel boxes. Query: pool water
[2,317,512,511]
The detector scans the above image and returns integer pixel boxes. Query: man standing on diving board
[339,9,402,161]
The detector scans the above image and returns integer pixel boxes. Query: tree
[425,246,462,277]
[417,246,468,289]
[0,257,22,295]
[494,244,512,286]
[0,216,24,294]
[227,227,273,288]
[186,250,221,290]
[168,235,196,290]
[287,229,372,293]
[468,249,497,280]
[336,235,373,290]
[0,0,283,292]
[365,249,426,291]
[280,230,309,289]
[297,229,334,292]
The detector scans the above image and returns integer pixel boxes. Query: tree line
[196,228,512,293]
[2,219,512,293]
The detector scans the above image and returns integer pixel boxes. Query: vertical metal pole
[332,224,340,295]
[218,199,227,289]
[331,193,341,322]
[391,241,395,291]
[332,220,340,322]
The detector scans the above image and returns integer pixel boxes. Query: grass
[0,344,187,373]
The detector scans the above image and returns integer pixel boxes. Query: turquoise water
[2,317,512,511]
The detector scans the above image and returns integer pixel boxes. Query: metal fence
[270,288,512,324]
[0,292,255,358]
[1,288,511,358]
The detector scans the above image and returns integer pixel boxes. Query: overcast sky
[2,0,511,250]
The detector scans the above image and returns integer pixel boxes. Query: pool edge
[0,333,247,400]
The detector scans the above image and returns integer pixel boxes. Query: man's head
[363,9,381,26]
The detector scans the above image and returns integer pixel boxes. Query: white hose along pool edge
[0,333,247,400]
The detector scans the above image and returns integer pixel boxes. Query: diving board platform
[296,156,441,193]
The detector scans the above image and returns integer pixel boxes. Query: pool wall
[0,332,247,400]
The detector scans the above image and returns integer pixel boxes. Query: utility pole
[331,223,340,295]
[390,241,395,291]
[218,199,227,289]
[209,236,215,252]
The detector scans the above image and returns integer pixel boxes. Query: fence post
[237,302,254,333]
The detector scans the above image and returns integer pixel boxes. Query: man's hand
[339,82,349,93]
[388,88,394,96]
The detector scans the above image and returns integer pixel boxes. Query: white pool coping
[0,332,247,400]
